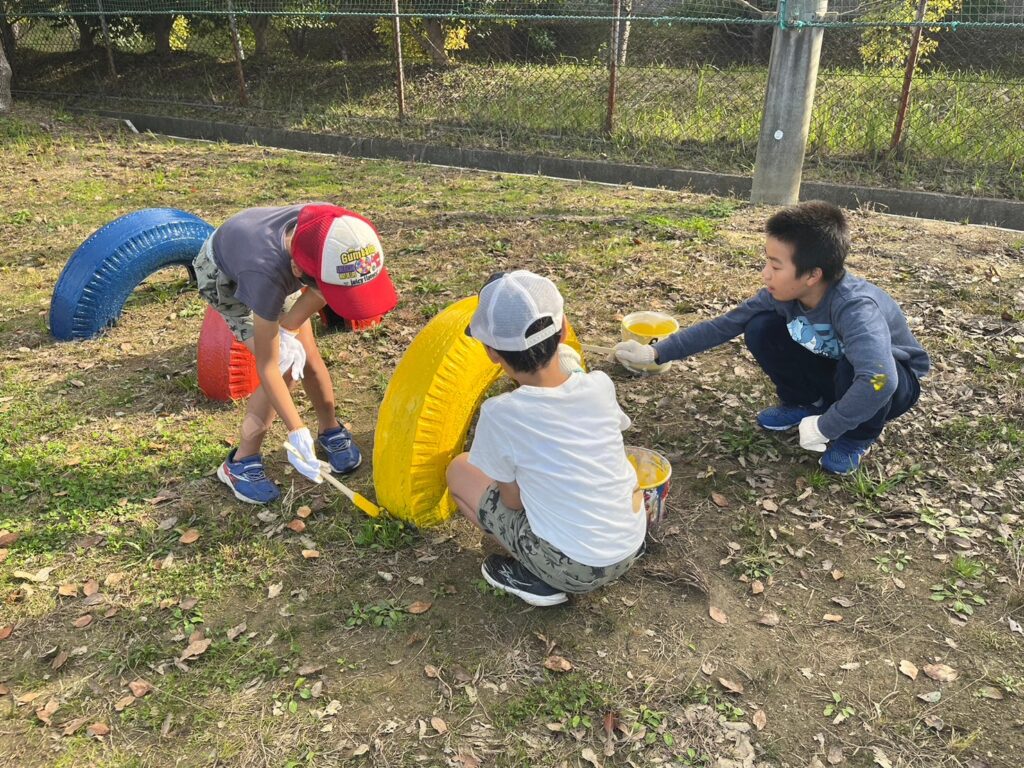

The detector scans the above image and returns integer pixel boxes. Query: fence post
[750,0,828,205]
[605,0,621,138]
[392,0,406,120]
[95,0,118,80]
[226,0,249,106]
[890,0,928,152]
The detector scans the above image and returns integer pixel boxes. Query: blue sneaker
[318,426,362,474]
[757,403,824,431]
[217,449,280,504]
[820,437,874,475]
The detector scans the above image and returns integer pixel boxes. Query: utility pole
[751,0,828,204]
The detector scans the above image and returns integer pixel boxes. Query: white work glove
[557,344,584,375]
[798,415,829,453]
[286,427,322,482]
[278,328,306,381]
[613,340,657,368]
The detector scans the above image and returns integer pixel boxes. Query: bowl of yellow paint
[620,311,679,374]
[626,445,672,529]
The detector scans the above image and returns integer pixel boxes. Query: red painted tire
[197,306,260,401]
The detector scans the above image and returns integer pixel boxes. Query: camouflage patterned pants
[193,234,299,344]
[477,484,642,594]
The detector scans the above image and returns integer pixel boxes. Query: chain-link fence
[4,1,1023,199]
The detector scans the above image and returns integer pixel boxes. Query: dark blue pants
[743,312,920,441]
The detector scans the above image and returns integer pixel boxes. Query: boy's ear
[484,346,503,365]
[805,267,824,286]
[559,316,569,343]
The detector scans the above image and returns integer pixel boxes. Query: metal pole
[392,0,406,120]
[226,0,249,106]
[95,0,117,80]
[750,0,828,204]
[605,0,621,138]
[890,0,928,153]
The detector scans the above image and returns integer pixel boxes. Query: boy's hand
[557,343,584,375]
[279,329,306,381]
[613,340,657,368]
[798,416,828,452]
[287,427,322,481]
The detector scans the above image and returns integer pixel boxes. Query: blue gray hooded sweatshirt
[653,273,930,439]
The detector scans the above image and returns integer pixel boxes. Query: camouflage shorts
[477,484,643,594]
[193,234,300,344]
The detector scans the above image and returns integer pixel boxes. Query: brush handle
[580,342,617,356]
[282,441,381,517]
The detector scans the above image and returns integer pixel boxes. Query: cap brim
[320,266,398,321]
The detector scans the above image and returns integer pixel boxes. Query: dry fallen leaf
[296,505,312,519]
[757,611,780,627]
[226,623,247,641]
[407,600,432,615]
[831,569,844,581]
[827,745,844,765]
[917,691,942,703]
[823,613,843,623]
[13,567,53,583]
[114,694,136,712]
[452,753,480,768]
[57,583,78,597]
[72,615,93,629]
[923,663,959,683]
[51,651,69,671]
[709,606,728,624]
[580,747,603,768]
[430,716,448,734]
[0,625,12,640]
[128,679,153,698]
[424,665,439,679]
[61,716,88,736]
[0,531,19,546]
[899,660,919,680]
[86,722,110,737]
[301,549,320,559]
[103,572,125,588]
[544,655,573,672]
[82,579,99,596]
[286,519,306,533]
[35,699,59,725]
[718,677,744,694]
[976,686,1004,700]
[267,583,283,599]
[751,580,764,595]
[179,529,200,545]
[711,492,729,508]
[178,637,212,662]
[753,709,767,730]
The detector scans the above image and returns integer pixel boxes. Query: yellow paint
[626,446,671,489]
[625,320,677,337]
[373,296,584,528]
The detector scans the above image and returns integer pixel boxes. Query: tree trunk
[74,16,97,52]
[152,15,173,56]
[616,0,632,67]
[0,35,11,114]
[0,15,15,65]
[422,19,450,67]
[249,15,270,56]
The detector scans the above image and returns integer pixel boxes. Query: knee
[744,312,783,355]
[445,452,470,489]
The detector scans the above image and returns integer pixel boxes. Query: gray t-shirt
[210,204,307,321]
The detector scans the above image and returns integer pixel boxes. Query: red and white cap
[290,205,398,321]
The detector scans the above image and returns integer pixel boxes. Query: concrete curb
[92,111,1024,231]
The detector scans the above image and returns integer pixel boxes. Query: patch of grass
[493,674,612,729]
[345,599,406,629]
[353,514,417,551]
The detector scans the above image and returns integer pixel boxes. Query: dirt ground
[1,104,1023,768]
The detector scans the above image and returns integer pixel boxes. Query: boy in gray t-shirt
[194,204,397,504]
[614,201,929,475]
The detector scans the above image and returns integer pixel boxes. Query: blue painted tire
[50,208,214,340]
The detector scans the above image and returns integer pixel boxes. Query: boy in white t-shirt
[445,271,646,607]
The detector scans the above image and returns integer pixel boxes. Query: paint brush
[282,441,382,518]
[580,342,617,357]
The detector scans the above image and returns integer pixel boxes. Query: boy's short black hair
[492,317,560,374]
[765,201,849,282]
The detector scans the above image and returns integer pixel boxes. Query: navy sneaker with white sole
[217,448,280,504]
[481,554,568,607]
[820,437,874,475]
[318,426,362,474]
[756,402,825,431]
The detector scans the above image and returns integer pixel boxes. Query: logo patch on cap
[320,217,384,288]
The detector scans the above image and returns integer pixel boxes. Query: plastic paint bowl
[625,445,672,529]
[620,311,679,374]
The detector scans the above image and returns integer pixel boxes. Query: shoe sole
[759,422,799,432]
[481,563,568,607]
[217,464,275,505]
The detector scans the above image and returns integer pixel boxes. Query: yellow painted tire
[373,296,583,528]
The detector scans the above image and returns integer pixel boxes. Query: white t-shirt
[468,371,646,567]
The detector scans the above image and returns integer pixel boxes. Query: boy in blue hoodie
[613,201,929,474]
